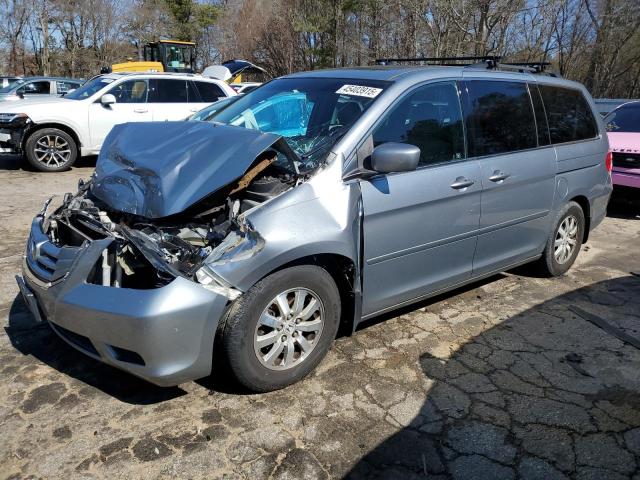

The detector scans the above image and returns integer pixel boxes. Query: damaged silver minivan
[17,66,612,392]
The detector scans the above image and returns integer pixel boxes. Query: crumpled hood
[91,122,284,218]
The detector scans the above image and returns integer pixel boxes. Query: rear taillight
[605,151,613,173]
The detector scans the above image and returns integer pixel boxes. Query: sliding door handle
[450,177,475,190]
[489,170,511,182]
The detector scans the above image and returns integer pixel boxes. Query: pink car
[604,101,640,189]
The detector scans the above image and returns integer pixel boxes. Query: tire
[25,128,78,172]
[536,201,585,277]
[222,265,341,392]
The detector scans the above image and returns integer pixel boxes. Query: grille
[26,218,81,283]
[27,238,61,281]
[612,152,640,169]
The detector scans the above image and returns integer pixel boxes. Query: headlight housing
[195,265,242,300]
[0,112,29,124]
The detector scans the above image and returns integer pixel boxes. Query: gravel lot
[1,155,639,480]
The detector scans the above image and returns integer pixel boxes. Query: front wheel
[536,201,585,276]
[221,265,341,392]
[24,128,78,172]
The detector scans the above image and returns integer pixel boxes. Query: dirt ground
[1,154,639,480]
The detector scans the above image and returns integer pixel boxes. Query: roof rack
[374,56,558,76]
[375,56,501,66]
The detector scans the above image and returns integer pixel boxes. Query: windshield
[65,76,114,100]
[189,96,240,121]
[605,103,640,133]
[0,79,25,93]
[210,77,389,170]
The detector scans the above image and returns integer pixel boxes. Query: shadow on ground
[5,294,186,404]
[607,187,640,220]
[347,276,640,479]
[0,153,97,171]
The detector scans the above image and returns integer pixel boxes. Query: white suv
[0,72,236,171]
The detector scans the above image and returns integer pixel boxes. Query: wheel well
[570,195,591,243]
[23,123,81,151]
[265,254,357,337]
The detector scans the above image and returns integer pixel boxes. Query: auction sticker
[336,84,383,98]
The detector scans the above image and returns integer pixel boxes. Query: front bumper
[18,217,230,387]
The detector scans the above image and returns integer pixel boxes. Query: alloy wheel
[33,135,72,168]
[554,215,578,264]
[253,288,325,370]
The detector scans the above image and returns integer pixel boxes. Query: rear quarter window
[463,80,537,156]
[195,82,226,102]
[539,85,598,144]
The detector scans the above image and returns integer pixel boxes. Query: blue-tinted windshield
[210,77,389,169]
[189,96,240,121]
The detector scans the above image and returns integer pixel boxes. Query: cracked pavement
[1,156,639,479]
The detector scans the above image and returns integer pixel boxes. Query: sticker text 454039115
[335,85,383,98]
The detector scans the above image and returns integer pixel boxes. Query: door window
[187,81,202,102]
[372,81,465,166]
[56,81,79,94]
[464,80,537,156]
[148,79,188,103]
[17,81,50,95]
[195,81,226,102]
[539,85,598,143]
[530,84,551,146]
[108,79,148,103]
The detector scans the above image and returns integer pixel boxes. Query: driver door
[360,81,481,317]
[88,79,152,151]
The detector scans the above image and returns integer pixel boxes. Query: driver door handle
[450,177,475,190]
[134,108,148,113]
[489,170,511,182]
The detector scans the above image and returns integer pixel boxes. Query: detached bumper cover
[0,114,31,152]
[19,218,229,387]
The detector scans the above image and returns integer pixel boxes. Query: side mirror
[63,89,76,96]
[371,142,420,174]
[17,91,24,99]
[101,94,116,106]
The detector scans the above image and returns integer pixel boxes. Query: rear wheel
[537,201,585,276]
[25,128,78,172]
[221,265,340,392]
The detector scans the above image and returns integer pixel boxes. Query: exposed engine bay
[40,154,297,291]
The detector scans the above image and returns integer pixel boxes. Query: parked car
[604,101,640,190]
[0,76,22,89]
[230,82,262,94]
[0,72,236,171]
[16,66,611,392]
[594,98,639,116]
[0,77,82,102]
[188,95,240,121]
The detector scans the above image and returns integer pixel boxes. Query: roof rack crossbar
[374,56,557,76]
[375,56,501,66]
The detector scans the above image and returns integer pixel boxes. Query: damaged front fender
[203,221,265,267]
[194,221,265,299]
